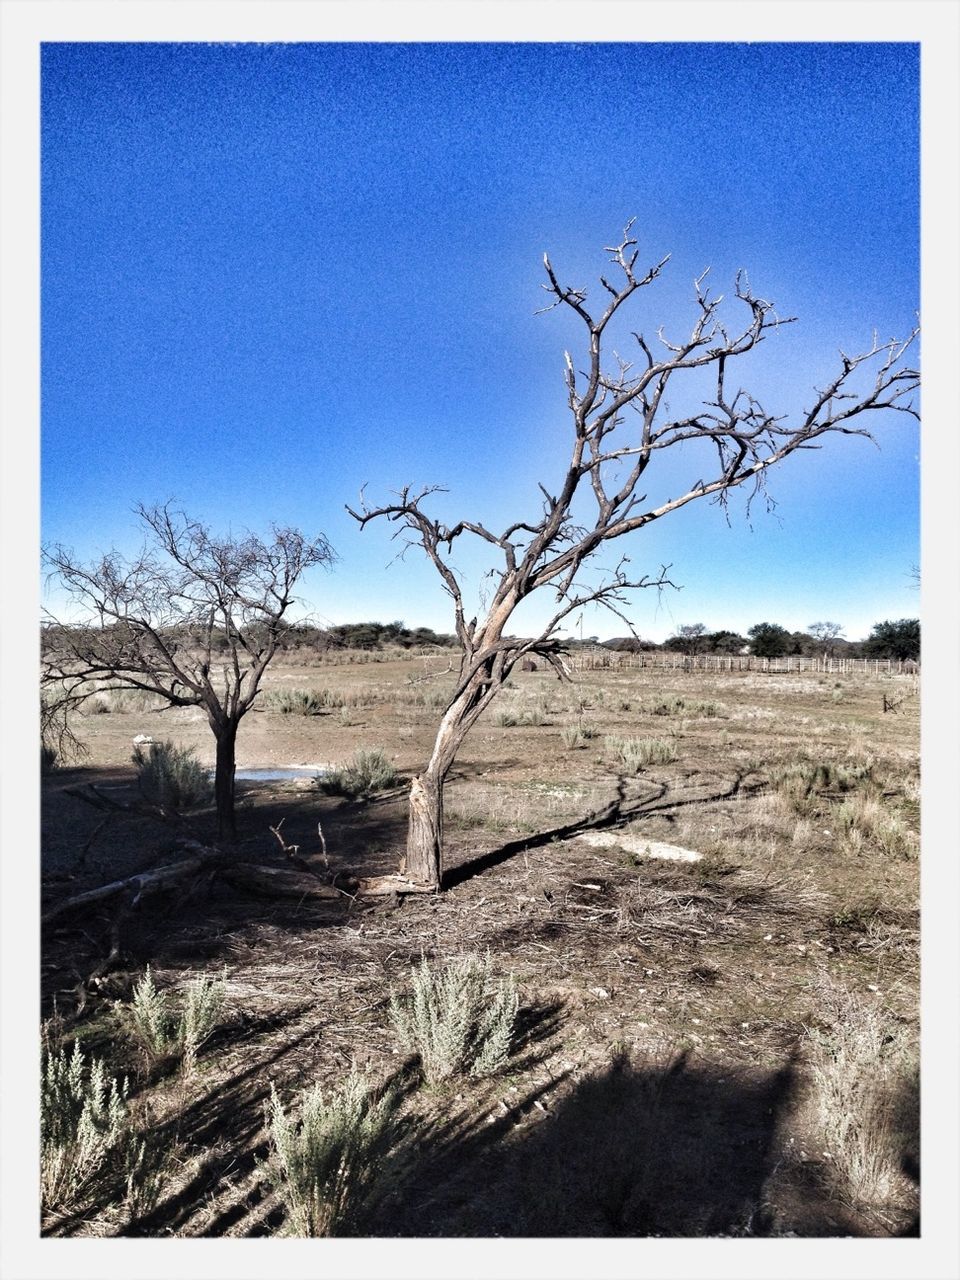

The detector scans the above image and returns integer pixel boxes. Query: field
[40,652,920,1238]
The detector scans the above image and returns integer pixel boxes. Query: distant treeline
[42,617,920,662]
[608,619,920,662]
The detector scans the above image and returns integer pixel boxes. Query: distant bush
[267,1074,403,1236]
[318,748,398,799]
[605,735,677,771]
[495,704,546,728]
[132,740,213,812]
[771,758,873,813]
[41,742,59,773]
[390,953,519,1084]
[41,1039,128,1211]
[265,687,338,715]
[649,696,687,716]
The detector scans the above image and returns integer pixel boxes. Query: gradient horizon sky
[41,41,920,643]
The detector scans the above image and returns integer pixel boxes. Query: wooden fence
[569,651,920,676]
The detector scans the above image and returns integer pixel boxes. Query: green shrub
[118,967,226,1072]
[132,740,213,812]
[561,725,586,750]
[318,748,398,798]
[41,1040,128,1211]
[123,1129,173,1220]
[267,1074,402,1236]
[390,953,519,1084]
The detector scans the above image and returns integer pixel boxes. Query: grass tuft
[804,977,919,1210]
[604,735,677,771]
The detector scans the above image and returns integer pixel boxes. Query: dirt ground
[41,654,920,1238]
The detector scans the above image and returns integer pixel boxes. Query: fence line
[569,652,920,677]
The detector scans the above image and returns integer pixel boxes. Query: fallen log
[43,855,434,925]
[42,851,224,925]
[219,865,435,900]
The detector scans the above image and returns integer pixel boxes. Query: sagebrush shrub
[772,757,874,813]
[123,1130,172,1220]
[318,748,398,798]
[390,953,519,1083]
[41,1040,128,1210]
[265,687,338,714]
[605,735,677,771]
[132,740,213,811]
[836,796,916,859]
[118,967,226,1071]
[267,1074,402,1236]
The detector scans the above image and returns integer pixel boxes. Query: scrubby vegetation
[267,1074,404,1236]
[41,1039,128,1211]
[318,748,398,798]
[40,654,920,1239]
[390,953,519,1084]
[116,968,226,1072]
[132,741,213,812]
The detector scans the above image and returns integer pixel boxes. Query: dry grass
[803,975,918,1213]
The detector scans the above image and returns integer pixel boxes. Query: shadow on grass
[442,770,754,890]
[369,1046,867,1237]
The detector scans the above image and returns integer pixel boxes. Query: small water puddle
[232,766,328,783]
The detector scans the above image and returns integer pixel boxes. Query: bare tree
[350,222,919,888]
[808,621,845,657]
[669,623,709,657]
[42,504,334,839]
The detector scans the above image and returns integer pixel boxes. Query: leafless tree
[350,222,919,888]
[808,621,845,657]
[42,504,334,839]
[671,623,709,657]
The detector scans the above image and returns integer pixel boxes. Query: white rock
[578,831,703,862]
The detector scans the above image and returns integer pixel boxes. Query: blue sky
[41,41,920,642]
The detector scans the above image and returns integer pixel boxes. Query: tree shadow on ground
[372,1046,865,1237]
[443,770,754,889]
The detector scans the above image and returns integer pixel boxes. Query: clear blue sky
[41,41,920,642]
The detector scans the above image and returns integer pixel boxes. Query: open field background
[41,655,920,1238]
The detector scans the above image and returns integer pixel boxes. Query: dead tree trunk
[403,653,510,886]
[406,772,444,886]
